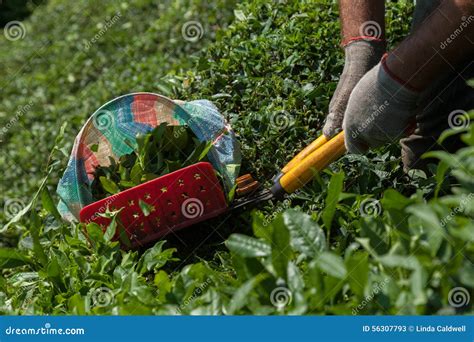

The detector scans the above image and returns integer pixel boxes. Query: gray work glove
[401,61,474,172]
[342,60,420,154]
[323,39,385,138]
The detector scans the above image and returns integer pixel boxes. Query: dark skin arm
[340,0,474,90]
[339,0,385,44]
[387,0,474,90]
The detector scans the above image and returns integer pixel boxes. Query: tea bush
[0,0,472,315]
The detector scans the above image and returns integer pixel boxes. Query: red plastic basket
[79,162,228,248]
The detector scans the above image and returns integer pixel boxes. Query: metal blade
[230,188,274,211]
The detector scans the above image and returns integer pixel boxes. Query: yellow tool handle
[281,134,328,173]
[273,131,346,195]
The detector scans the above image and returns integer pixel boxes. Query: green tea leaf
[359,218,389,256]
[99,176,120,195]
[104,216,117,242]
[315,252,347,279]
[4,171,51,230]
[377,254,420,270]
[86,222,104,246]
[182,140,213,166]
[282,209,326,258]
[29,209,48,266]
[154,270,172,302]
[118,220,132,248]
[68,293,86,315]
[0,248,32,269]
[138,199,154,217]
[225,234,271,258]
[251,210,272,242]
[322,171,344,230]
[226,274,266,314]
[346,251,368,297]
[40,187,61,221]
[271,215,292,279]
[130,162,144,185]
[138,241,177,274]
[407,204,445,256]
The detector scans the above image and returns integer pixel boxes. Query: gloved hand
[342,55,420,153]
[323,39,385,138]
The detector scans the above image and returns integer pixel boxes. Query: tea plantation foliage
[0,0,472,315]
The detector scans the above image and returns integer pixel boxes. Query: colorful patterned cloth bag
[57,93,241,222]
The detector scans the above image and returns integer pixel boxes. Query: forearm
[387,0,474,90]
[339,0,385,44]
